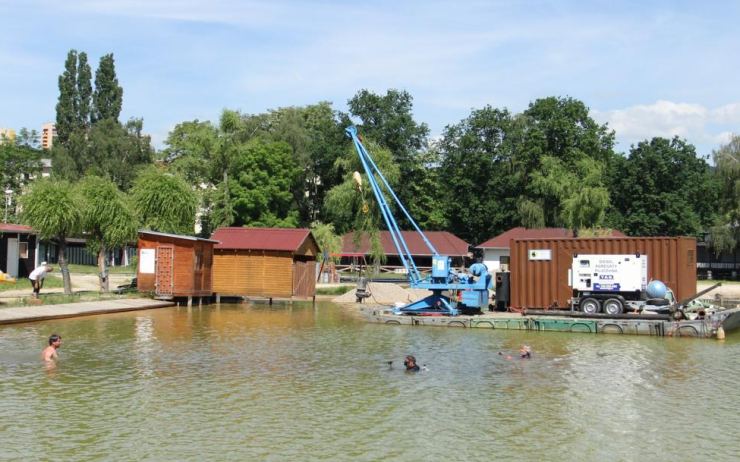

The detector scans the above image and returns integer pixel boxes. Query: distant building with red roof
[476,227,626,271]
[210,227,319,298]
[340,230,470,272]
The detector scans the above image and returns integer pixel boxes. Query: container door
[6,237,18,278]
[156,246,174,297]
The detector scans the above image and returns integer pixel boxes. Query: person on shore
[42,334,62,362]
[29,262,53,299]
[404,355,420,372]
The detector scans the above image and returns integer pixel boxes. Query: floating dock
[359,306,740,339]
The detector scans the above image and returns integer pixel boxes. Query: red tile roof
[211,227,314,252]
[341,231,470,257]
[477,227,626,249]
[0,223,35,233]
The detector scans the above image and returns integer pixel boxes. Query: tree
[347,89,429,213]
[77,176,138,292]
[323,139,400,235]
[92,53,123,123]
[228,139,301,227]
[530,156,611,236]
[19,179,81,294]
[55,50,78,144]
[709,135,740,254]
[77,52,93,130]
[610,137,719,236]
[0,141,42,223]
[438,106,523,244]
[130,168,197,235]
[518,96,616,228]
[310,221,342,266]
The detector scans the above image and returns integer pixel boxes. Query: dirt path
[0,273,134,299]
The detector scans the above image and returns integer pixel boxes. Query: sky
[1,0,739,158]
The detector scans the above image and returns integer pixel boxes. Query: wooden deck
[0,298,174,325]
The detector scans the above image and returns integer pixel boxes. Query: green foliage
[0,142,42,222]
[19,178,82,294]
[77,176,137,250]
[610,137,718,236]
[310,221,342,262]
[323,140,399,235]
[53,118,154,190]
[77,52,93,130]
[228,140,301,227]
[55,50,79,144]
[92,53,123,123]
[438,106,524,244]
[19,178,81,241]
[709,135,740,254]
[130,168,197,234]
[519,97,616,228]
[77,176,137,291]
[348,89,429,217]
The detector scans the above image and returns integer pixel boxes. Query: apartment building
[0,128,16,144]
[41,122,56,150]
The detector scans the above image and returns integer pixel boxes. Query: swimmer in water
[519,345,531,359]
[404,355,420,372]
[42,334,62,362]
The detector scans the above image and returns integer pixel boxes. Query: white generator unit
[570,254,648,315]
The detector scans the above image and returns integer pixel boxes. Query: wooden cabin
[211,227,319,299]
[136,230,216,301]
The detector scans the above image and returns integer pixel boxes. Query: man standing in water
[42,334,62,362]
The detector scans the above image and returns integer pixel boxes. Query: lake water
[1,302,738,461]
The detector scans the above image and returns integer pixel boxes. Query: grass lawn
[316,285,354,296]
[0,275,64,292]
[0,291,148,308]
[64,264,136,274]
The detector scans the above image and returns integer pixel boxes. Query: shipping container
[509,237,696,309]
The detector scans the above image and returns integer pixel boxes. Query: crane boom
[346,126,492,315]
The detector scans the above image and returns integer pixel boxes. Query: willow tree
[77,176,138,292]
[130,167,197,235]
[19,179,81,294]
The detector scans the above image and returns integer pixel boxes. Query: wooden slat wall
[137,234,214,297]
[213,250,293,297]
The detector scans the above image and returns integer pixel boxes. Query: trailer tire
[580,297,601,314]
[603,298,624,315]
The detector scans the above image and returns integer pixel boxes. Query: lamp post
[4,189,12,223]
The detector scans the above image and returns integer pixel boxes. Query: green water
[1,302,738,461]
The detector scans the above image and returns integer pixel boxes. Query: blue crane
[346,126,492,316]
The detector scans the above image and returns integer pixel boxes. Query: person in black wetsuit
[404,355,420,372]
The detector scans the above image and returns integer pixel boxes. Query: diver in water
[404,355,420,372]
[519,345,532,359]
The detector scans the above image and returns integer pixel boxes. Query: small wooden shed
[0,224,38,278]
[211,227,319,299]
[137,230,216,300]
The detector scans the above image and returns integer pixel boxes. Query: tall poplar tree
[77,52,93,130]
[55,50,78,144]
[92,53,123,123]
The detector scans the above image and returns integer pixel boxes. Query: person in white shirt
[28,262,53,299]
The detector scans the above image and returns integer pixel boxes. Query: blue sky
[1,0,739,157]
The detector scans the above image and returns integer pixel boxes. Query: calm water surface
[1,302,738,461]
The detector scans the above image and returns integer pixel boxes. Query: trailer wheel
[603,298,624,315]
[580,297,601,314]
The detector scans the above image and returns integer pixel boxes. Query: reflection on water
[1,302,738,461]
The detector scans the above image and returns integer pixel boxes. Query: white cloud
[594,100,740,152]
